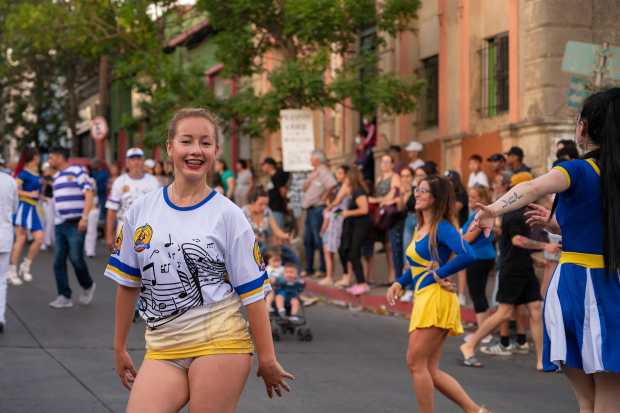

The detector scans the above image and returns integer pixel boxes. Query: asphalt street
[0,242,576,413]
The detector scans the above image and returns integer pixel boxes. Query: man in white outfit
[0,171,18,332]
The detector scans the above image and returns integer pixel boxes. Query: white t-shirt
[105,173,159,221]
[467,171,489,188]
[409,158,425,171]
[104,188,271,332]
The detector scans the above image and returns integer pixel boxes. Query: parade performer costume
[105,187,271,363]
[395,221,475,335]
[544,159,620,373]
[13,169,43,232]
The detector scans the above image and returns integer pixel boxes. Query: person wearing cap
[460,172,561,369]
[143,158,156,175]
[91,157,109,224]
[487,154,506,174]
[404,141,424,172]
[47,145,96,308]
[105,148,159,253]
[505,147,531,174]
[261,157,289,243]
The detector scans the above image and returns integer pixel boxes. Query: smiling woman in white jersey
[107,108,294,412]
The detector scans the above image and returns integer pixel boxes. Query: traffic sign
[562,41,620,77]
[90,116,108,141]
[567,76,591,109]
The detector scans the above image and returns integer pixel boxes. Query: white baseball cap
[144,159,156,169]
[126,148,144,159]
[404,141,423,152]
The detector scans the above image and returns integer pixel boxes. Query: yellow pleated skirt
[409,283,464,336]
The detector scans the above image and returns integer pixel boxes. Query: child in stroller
[261,245,313,341]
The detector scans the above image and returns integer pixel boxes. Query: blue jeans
[389,227,404,278]
[54,220,93,298]
[98,192,106,222]
[403,213,417,265]
[303,206,326,274]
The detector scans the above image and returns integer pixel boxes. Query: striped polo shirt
[53,165,93,224]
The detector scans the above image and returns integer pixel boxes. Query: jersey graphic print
[113,228,123,255]
[139,236,235,330]
[134,224,153,252]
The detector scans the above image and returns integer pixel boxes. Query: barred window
[419,55,439,129]
[480,33,509,117]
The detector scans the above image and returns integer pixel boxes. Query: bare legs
[127,354,252,413]
[461,301,543,370]
[276,295,299,316]
[320,244,335,285]
[562,365,620,413]
[541,260,558,298]
[10,227,44,265]
[407,327,486,413]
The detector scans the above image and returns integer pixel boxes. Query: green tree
[195,0,426,136]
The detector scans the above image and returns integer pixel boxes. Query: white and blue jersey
[544,159,620,373]
[52,165,93,224]
[13,169,43,232]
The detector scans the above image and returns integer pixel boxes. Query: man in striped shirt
[47,146,96,308]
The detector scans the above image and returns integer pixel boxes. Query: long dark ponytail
[550,88,620,280]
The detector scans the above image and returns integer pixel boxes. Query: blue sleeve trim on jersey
[106,198,120,204]
[235,271,269,297]
[107,256,141,278]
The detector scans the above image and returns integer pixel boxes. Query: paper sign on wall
[280,109,315,172]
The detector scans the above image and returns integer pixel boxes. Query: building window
[419,55,439,129]
[480,33,509,117]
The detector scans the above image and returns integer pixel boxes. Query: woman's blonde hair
[468,185,494,206]
[167,107,220,147]
[416,176,460,265]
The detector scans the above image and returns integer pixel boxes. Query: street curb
[305,282,480,323]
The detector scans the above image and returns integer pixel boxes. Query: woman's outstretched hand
[433,272,456,293]
[387,283,402,305]
[257,359,295,399]
[469,204,495,238]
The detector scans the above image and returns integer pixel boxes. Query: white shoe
[79,282,96,305]
[49,295,73,308]
[458,293,467,306]
[8,265,22,286]
[400,290,414,302]
[464,333,492,343]
[480,341,513,356]
[19,260,32,282]
[509,341,530,354]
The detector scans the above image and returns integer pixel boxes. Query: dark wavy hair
[550,88,620,280]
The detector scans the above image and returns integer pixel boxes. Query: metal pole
[594,41,609,87]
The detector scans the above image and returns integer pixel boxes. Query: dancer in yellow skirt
[387,176,489,413]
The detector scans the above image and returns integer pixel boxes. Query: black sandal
[462,356,483,367]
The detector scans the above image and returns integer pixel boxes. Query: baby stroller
[261,244,313,342]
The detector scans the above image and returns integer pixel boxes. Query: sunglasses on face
[414,187,431,195]
[381,159,392,164]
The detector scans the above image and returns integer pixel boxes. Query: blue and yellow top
[396,220,475,335]
[396,220,476,291]
[553,159,603,268]
[16,170,43,206]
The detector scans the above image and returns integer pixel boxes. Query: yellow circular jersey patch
[134,224,153,252]
[113,227,123,255]
[253,241,266,272]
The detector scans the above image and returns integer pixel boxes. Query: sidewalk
[299,243,497,324]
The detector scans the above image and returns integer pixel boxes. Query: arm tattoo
[501,191,524,209]
[517,236,543,248]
